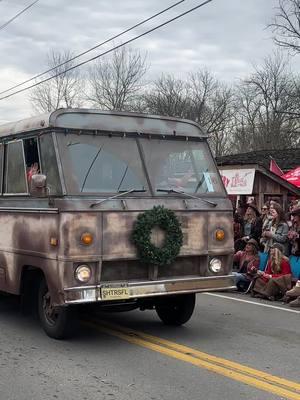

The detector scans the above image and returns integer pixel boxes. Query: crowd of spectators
[233,199,300,308]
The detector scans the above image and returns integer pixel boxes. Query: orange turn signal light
[215,229,225,241]
[81,232,93,245]
[50,237,58,246]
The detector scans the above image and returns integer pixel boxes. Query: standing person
[288,206,300,257]
[261,203,271,230]
[233,239,260,292]
[234,205,262,251]
[242,205,262,242]
[285,206,300,308]
[260,203,289,255]
[251,243,292,300]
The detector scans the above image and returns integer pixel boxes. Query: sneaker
[289,296,300,308]
[286,285,300,298]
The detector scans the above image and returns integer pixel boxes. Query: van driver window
[23,138,40,185]
[5,141,27,194]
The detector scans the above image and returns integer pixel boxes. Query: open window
[23,137,41,186]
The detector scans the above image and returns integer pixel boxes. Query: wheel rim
[42,291,59,326]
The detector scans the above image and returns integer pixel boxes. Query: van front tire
[155,293,196,326]
[38,278,76,339]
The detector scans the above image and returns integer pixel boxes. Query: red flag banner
[269,159,283,176]
[282,166,300,188]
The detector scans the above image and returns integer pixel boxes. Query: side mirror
[30,174,48,196]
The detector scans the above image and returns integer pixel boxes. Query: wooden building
[216,149,300,211]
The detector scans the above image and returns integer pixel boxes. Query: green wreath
[131,205,183,266]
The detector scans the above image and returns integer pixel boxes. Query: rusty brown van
[0,108,235,339]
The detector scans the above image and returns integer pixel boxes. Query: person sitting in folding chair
[251,243,292,301]
[233,239,260,292]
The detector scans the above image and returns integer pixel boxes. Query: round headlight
[209,258,222,273]
[215,229,225,241]
[75,264,92,283]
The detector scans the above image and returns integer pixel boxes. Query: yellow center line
[98,319,300,393]
[83,319,300,400]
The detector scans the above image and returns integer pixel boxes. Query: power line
[0,0,213,101]
[0,0,40,32]
[0,0,186,96]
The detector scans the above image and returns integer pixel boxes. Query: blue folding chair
[259,252,269,271]
[289,256,300,280]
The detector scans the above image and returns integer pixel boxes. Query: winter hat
[270,243,284,253]
[247,238,259,251]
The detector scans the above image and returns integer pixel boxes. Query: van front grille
[100,257,203,282]
[101,260,149,282]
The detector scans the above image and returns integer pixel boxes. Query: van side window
[4,141,27,194]
[0,144,4,194]
[23,138,40,185]
[39,134,62,195]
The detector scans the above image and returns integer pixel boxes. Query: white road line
[203,293,300,314]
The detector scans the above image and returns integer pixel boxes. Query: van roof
[0,108,207,139]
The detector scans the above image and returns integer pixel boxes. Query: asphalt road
[0,292,299,400]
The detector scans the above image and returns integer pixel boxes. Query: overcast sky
[0,0,295,123]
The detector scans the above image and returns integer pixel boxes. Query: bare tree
[143,74,191,118]
[29,49,84,113]
[232,53,300,152]
[269,0,300,53]
[188,70,234,156]
[144,71,234,156]
[87,46,148,111]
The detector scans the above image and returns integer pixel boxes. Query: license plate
[101,284,130,300]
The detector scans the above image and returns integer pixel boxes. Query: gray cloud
[0,0,294,122]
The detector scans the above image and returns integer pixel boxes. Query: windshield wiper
[90,189,146,208]
[81,147,103,192]
[157,188,217,207]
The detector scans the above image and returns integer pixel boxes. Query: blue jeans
[232,272,251,292]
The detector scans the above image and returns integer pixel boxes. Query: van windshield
[58,134,224,195]
[140,139,224,195]
[58,134,148,194]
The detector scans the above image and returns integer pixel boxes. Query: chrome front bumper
[64,275,235,304]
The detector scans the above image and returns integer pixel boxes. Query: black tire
[155,293,196,326]
[38,277,76,339]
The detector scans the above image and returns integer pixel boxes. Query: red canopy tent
[282,166,300,188]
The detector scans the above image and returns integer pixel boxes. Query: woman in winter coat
[242,205,262,242]
[235,205,262,251]
[260,203,289,255]
[251,243,292,300]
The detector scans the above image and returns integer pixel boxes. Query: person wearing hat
[233,238,260,292]
[251,242,292,300]
[260,203,289,255]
